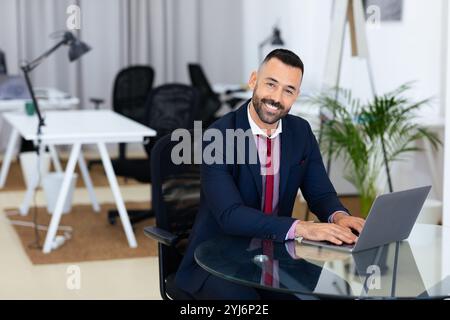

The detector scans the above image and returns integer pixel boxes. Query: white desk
[0,110,156,253]
[0,95,80,163]
[212,83,251,100]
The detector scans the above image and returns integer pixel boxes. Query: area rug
[4,202,157,265]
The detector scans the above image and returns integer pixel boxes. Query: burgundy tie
[262,137,274,286]
[263,137,274,215]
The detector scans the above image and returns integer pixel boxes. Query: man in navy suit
[176,49,365,299]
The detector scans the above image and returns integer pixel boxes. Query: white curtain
[122,0,202,85]
[15,0,81,101]
[0,0,244,151]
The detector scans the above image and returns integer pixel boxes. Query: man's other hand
[332,212,365,235]
[295,220,358,245]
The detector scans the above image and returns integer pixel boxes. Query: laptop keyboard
[318,241,355,248]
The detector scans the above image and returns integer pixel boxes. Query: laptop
[0,74,31,100]
[300,185,432,253]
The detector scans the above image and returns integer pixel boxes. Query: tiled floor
[0,156,162,299]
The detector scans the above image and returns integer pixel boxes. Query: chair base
[165,273,195,300]
[88,159,103,170]
[108,209,154,225]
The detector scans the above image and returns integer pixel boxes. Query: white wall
[242,0,332,94]
[354,0,443,108]
[242,0,443,111]
[241,0,445,197]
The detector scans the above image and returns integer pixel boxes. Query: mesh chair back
[144,84,199,156]
[113,65,154,124]
[188,64,221,122]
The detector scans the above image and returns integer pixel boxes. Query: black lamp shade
[272,28,284,46]
[68,39,91,62]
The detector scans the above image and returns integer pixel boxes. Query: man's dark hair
[262,49,304,75]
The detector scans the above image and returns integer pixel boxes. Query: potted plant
[308,83,441,217]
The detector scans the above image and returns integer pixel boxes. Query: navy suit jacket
[175,101,348,294]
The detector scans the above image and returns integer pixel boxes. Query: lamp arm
[22,39,67,72]
[258,35,274,49]
[19,35,71,128]
[258,35,274,62]
[21,66,44,128]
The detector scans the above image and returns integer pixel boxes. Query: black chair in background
[108,84,200,225]
[188,63,245,127]
[144,131,200,300]
[0,49,7,74]
[88,65,154,170]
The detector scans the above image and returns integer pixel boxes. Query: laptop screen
[0,75,31,100]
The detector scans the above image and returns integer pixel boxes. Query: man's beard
[252,91,289,125]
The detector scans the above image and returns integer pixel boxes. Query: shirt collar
[247,102,282,139]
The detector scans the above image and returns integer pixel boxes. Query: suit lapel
[279,119,294,207]
[235,102,262,199]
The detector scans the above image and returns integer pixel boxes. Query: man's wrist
[331,211,349,223]
[294,220,309,238]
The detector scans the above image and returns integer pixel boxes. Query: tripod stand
[303,0,393,221]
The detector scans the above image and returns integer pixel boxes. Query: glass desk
[194,224,450,299]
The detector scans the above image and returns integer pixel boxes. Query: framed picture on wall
[364,0,403,22]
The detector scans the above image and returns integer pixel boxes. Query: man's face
[248,58,302,125]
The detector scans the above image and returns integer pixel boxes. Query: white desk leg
[97,142,137,248]
[48,144,63,172]
[43,143,81,254]
[0,128,19,188]
[78,151,100,212]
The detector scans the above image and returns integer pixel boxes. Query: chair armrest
[89,98,105,110]
[144,226,179,247]
[225,88,247,95]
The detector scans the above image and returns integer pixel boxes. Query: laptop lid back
[354,186,431,252]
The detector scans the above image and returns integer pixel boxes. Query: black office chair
[188,63,245,127]
[0,49,7,74]
[108,84,200,225]
[88,65,154,170]
[144,131,200,300]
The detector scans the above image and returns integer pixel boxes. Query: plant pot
[42,173,78,215]
[360,194,376,218]
[416,199,442,225]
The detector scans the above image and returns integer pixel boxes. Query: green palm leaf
[307,83,442,217]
